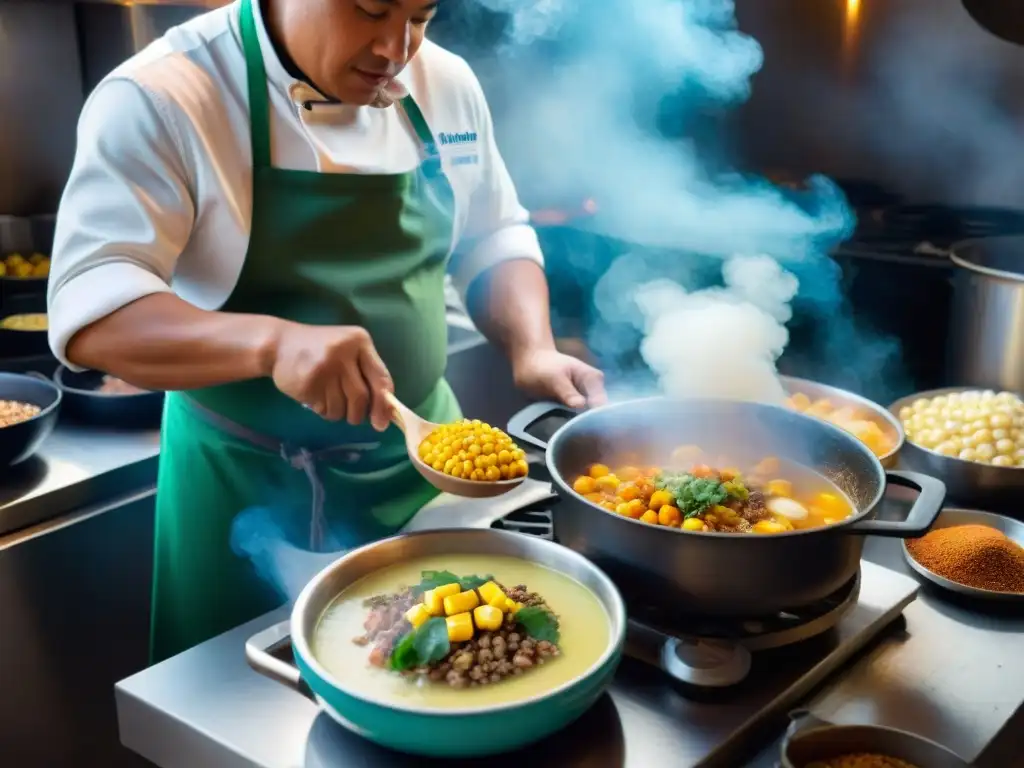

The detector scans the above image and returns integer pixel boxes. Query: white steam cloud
[638,254,799,403]
[445,0,855,400]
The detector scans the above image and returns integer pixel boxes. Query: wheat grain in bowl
[897,389,1024,468]
[0,399,41,428]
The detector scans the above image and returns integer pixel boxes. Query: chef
[47,0,606,663]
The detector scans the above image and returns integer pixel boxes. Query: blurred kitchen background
[3,0,1024,399]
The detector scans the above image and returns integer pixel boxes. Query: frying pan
[53,366,164,428]
[962,0,1024,46]
[0,372,61,467]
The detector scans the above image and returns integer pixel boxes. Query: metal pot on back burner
[508,398,946,617]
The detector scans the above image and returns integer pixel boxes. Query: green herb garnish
[723,479,749,501]
[414,570,493,594]
[656,472,729,519]
[389,617,450,671]
[515,605,561,644]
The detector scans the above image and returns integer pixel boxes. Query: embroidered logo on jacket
[438,131,478,146]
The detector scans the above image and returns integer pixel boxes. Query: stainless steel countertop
[115,487,1024,768]
[0,424,160,538]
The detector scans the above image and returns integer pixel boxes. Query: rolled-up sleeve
[47,78,195,369]
[447,71,544,303]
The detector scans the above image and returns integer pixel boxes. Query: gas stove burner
[627,572,861,652]
[849,203,1024,255]
[624,573,861,689]
[490,504,554,539]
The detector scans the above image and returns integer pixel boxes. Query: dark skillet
[962,0,1024,46]
[53,366,164,429]
[0,372,61,467]
[0,315,50,357]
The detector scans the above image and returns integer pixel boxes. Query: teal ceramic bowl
[252,528,626,758]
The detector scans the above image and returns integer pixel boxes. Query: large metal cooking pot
[507,398,946,616]
[947,236,1024,392]
[245,528,626,758]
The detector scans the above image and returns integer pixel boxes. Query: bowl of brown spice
[903,508,1024,602]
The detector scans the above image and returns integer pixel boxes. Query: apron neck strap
[399,96,440,160]
[238,0,440,170]
[239,0,272,169]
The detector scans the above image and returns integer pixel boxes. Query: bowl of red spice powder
[903,508,1024,602]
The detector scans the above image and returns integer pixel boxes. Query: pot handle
[245,619,316,702]
[399,477,557,533]
[506,401,578,452]
[844,470,946,537]
[785,708,832,739]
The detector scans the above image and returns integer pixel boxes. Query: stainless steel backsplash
[0,1,212,218]
[0,1,85,216]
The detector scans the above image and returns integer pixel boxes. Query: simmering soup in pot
[313,555,611,709]
[570,446,856,534]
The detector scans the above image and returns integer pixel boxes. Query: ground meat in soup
[355,588,420,666]
[356,579,561,688]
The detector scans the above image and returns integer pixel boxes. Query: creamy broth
[313,554,611,709]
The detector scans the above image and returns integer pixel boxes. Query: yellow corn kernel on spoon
[384,391,526,499]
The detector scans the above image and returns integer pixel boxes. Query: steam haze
[233,0,915,598]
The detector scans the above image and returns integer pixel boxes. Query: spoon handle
[382,391,411,431]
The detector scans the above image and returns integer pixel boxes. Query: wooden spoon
[384,391,526,499]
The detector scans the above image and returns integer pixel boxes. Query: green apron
[149,0,461,663]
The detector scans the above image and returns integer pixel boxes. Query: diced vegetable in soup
[570,449,855,533]
[313,555,610,709]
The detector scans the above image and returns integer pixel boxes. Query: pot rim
[290,528,627,717]
[783,720,969,765]
[544,396,888,539]
[53,365,160,401]
[950,236,1024,283]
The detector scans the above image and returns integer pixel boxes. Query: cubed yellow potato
[405,604,431,628]
[446,612,474,643]
[812,492,847,517]
[423,583,460,615]
[477,580,505,607]
[443,589,480,616]
[473,604,504,632]
[766,479,793,497]
[753,520,788,534]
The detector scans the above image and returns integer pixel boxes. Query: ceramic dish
[246,528,626,757]
[901,507,1024,603]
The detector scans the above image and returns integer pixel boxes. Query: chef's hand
[512,349,607,409]
[270,322,394,430]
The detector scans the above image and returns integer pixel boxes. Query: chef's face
[280,0,439,104]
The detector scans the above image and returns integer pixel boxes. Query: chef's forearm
[465,259,557,367]
[65,293,283,390]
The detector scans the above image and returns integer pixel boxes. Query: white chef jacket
[47,0,543,368]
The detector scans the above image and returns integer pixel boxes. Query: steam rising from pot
[639,255,799,403]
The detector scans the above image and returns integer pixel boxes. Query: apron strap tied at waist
[180,394,382,551]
